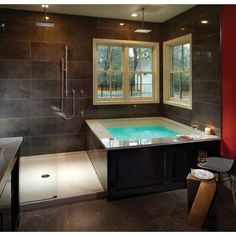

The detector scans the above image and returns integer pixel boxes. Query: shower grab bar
[59,44,75,120]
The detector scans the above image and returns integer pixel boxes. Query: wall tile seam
[29,132,85,138]
[0,78,30,80]
[29,132,84,138]
[192,33,220,41]
[192,101,221,106]
[0,58,30,62]
[0,39,31,43]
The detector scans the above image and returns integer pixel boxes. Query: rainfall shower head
[134,8,152,33]
[35,4,54,28]
[35,21,54,27]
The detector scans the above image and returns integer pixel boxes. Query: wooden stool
[187,173,217,229]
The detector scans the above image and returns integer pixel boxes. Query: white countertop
[0,137,23,194]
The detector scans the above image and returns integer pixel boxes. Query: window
[163,34,192,109]
[93,38,159,105]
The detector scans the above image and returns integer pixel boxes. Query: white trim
[93,38,159,105]
[163,34,192,110]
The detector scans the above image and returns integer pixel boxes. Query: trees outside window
[93,39,159,105]
[163,34,192,109]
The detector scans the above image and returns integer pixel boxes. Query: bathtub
[86,117,221,201]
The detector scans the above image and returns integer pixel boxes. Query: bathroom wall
[0,8,161,155]
[162,5,221,134]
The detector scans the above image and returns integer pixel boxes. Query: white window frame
[93,38,159,105]
[163,34,192,109]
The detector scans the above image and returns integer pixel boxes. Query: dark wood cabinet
[0,138,21,232]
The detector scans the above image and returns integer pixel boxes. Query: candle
[205,127,211,135]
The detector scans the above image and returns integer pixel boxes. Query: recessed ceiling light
[119,22,125,26]
[131,13,138,17]
[201,20,208,24]
[41,4,49,8]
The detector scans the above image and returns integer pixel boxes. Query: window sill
[93,99,160,105]
[163,100,192,110]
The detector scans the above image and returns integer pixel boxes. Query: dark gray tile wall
[162,5,221,134]
[0,6,221,155]
[0,8,161,156]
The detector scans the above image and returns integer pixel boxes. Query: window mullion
[123,46,129,100]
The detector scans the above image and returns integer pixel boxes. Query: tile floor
[18,185,236,232]
[19,151,104,203]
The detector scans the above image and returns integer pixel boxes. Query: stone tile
[67,43,92,62]
[66,14,97,28]
[192,102,221,129]
[67,25,96,46]
[68,61,92,80]
[192,34,221,81]
[31,11,67,25]
[0,99,30,118]
[30,98,59,117]
[30,80,59,98]
[57,116,85,134]
[0,40,30,59]
[30,135,59,155]
[192,5,220,40]
[0,79,30,98]
[67,79,92,98]
[20,137,31,156]
[30,117,58,136]
[56,133,85,153]
[0,20,30,41]
[31,22,67,43]
[17,186,236,232]
[193,80,221,104]
[0,8,30,22]
[0,60,30,79]
[0,118,30,138]
[31,61,59,80]
[31,42,64,61]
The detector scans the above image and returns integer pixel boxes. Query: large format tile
[30,135,59,155]
[0,40,30,59]
[30,80,59,98]
[0,118,30,138]
[0,60,30,79]
[0,20,30,41]
[18,186,236,232]
[0,79,30,98]
[31,61,59,80]
[30,98,59,117]
[30,117,58,136]
[31,42,64,61]
[0,99,30,118]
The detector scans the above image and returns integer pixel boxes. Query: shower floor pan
[19,151,105,210]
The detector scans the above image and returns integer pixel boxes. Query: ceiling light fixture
[119,22,125,26]
[131,12,138,17]
[134,8,152,33]
[201,20,208,24]
[35,4,54,28]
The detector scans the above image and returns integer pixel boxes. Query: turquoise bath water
[107,125,179,141]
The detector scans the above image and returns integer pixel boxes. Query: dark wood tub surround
[86,125,220,201]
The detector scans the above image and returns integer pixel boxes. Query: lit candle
[205,127,211,135]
